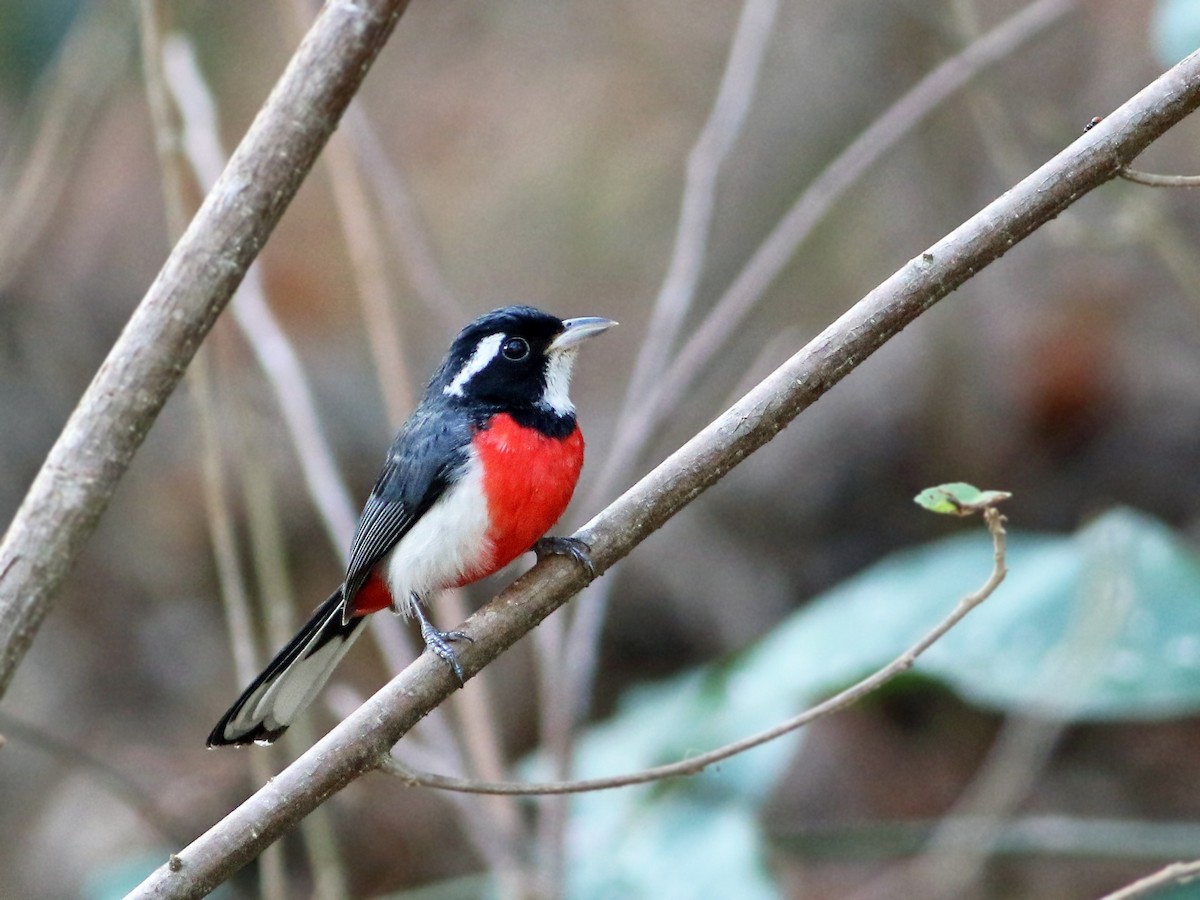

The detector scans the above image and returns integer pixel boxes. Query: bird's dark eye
[501,337,529,361]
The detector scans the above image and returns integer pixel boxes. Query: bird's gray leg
[411,593,472,684]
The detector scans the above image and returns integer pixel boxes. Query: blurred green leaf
[767,506,1200,720]
[1150,883,1200,900]
[85,852,235,900]
[774,815,1200,863]
[1153,0,1200,66]
[550,663,790,898]
[566,795,779,900]
[381,873,492,900]
[548,507,1200,897]
[0,0,83,89]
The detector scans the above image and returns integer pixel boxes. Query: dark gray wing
[342,405,474,608]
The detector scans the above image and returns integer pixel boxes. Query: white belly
[382,451,492,617]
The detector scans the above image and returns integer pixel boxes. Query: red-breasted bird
[207,306,616,746]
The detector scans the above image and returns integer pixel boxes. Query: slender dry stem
[593,0,1083,504]
[382,508,1007,796]
[612,0,779,433]
[140,8,292,894]
[535,1,779,882]
[160,35,360,547]
[891,516,1141,899]
[563,0,1085,800]
[0,0,133,292]
[278,0,414,426]
[238,435,351,900]
[0,712,190,845]
[345,108,467,332]
[1101,861,1200,900]
[1119,167,1200,187]
[0,0,414,697]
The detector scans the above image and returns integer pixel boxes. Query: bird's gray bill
[552,316,618,351]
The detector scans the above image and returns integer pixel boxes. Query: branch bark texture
[129,49,1200,899]
[0,0,411,696]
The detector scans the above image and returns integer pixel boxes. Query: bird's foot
[533,535,596,579]
[413,601,473,684]
[420,621,472,684]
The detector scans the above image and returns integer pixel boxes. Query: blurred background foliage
[3,0,1200,898]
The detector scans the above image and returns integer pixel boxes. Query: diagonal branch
[562,0,1084,767]
[594,0,1083,501]
[0,0,413,698]
[128,48,1200,900]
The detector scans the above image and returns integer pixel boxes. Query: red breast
[348,413,584,617]
[459,412,584,584]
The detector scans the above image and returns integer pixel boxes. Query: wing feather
[341,406,475,611]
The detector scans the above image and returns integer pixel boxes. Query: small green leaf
[914,482,1011,516]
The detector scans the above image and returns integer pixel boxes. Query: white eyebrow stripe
[444,332,504,397]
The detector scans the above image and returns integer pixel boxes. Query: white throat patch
[541,348,577,416]
[444,333,504,397]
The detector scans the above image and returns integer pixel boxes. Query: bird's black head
[430,305,615,420]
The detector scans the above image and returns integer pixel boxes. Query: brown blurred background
[3,0,1200,897]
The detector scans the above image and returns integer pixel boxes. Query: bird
[207,306,616,747]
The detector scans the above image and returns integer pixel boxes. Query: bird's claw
[419,621,473,685]
[533,535,596,579]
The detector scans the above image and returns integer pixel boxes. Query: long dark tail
[207,588,367,747]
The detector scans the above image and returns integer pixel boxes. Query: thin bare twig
[140,8,292,895]
[238,430,351,900]
[595,0,1083,503]
[612,0,779,439]
[345,108,467,332]
[891,514,1141,900]
[949,0,1040,186]
[193,343,291,900]
[1118,167,1200,187]
[1100,861,1200,900]
[325,126,417,425]
[0,0,414,697]
[535,2,779,882]
[382,508,1007,796]
[1099,864,1200,897]
[189,352,259,681]
[127,51,1200,896]
[561,0,1084,794]
[0,0,133,292]
[774,815,1200,862]
[279,0,413,426]
[161,35,359,547]
[439,589,532,853]
[0,712,190,846]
